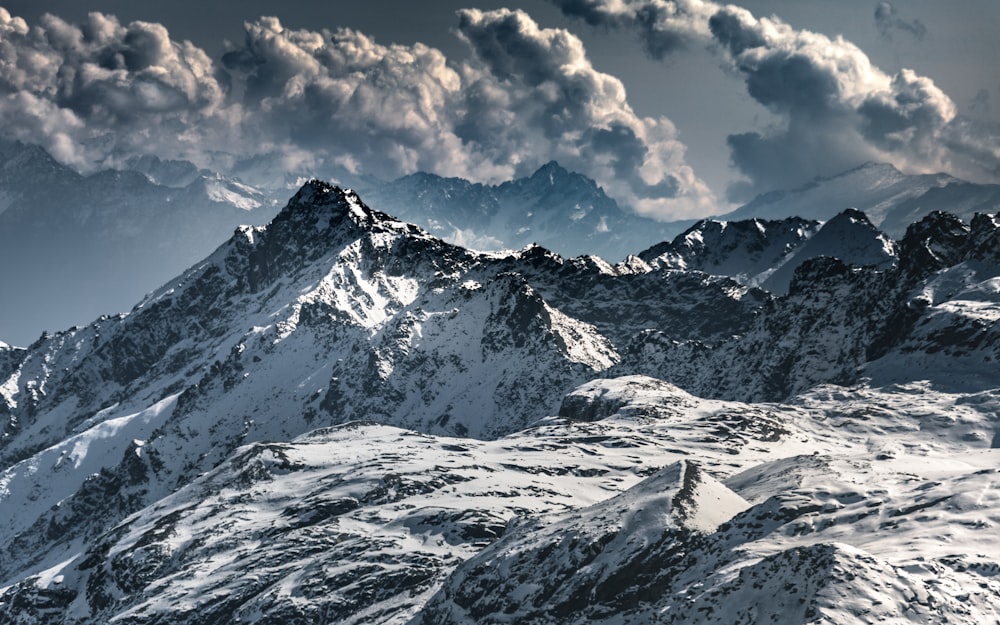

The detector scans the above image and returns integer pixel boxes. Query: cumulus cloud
[550,0,1000,199]
[219,17,478,183]
[216,8,716,215]
[453,8,713,216]
[548,0,717,58]
[0,8,233,170]
[707,4,968,197]
[874,2,927,42]
[0,6,713,219]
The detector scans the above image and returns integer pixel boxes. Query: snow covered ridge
[3,377,1000,624]
[0,181,999,623]
[722,161,1000,238]
[640,208,897,295]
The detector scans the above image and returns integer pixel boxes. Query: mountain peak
[278,180,397,232]
[832,207,872,224]
[287,179,348,207]
[898,210,972,274]
[527,160,572,186]
[837,160,902,178]
[535,159,566,173]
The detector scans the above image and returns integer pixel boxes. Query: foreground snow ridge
[1,182,1000,624]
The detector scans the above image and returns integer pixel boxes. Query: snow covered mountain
[0,141,285,347]
[724,161,1000,237]
[1,182,999,624]
[419,380,1000,624]
[639,208,896,294]
[0,147,680,347]
[358,161,677,260]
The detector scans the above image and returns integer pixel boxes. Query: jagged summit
[634,209,899,295]
[640,215,822,288]
[521,159,588,190]
[230,180,439,285]
[3,169,1000,623]
[898,210,972,274]
[281,180,378,224]
[756,208,897,294]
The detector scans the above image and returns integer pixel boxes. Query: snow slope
[0,181,763,589]
[639,209,896,295]
[3,376,999,624]
[1,181,999,624]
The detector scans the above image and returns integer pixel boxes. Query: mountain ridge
[722,161,1000,237]
[357,159,677,261]
[2,179,1000,624]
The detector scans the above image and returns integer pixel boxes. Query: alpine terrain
[357,161,677,260]
[722,162,1000,238]
[1,180,999,624]
[0,143,675,347]
[0,140,285,348]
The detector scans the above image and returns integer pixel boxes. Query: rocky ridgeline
[1,182,999,623]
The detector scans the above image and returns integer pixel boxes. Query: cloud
[453,8,713,216]
[219,17,477,183]
[874,2,927,42]
[547,0,717,58]
[220,9,716,216]
[0,8,233,170]
[970,88,990,116]
[707,4,969,197]
[0,7,713,219]
[551,0,999,199]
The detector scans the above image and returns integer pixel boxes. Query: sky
[0,0,997,219]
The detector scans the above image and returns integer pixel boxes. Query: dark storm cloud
[710,4,967,198]
[874,2,927,42]
[0,6,714,218]
[548,0,715,58]
[553,0,999,199]
[587,123,680,198]
[857,69,954,154]
[705,5,886,197]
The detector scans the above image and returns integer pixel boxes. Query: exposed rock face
[640,209,896,295]
[2,180,1000,625]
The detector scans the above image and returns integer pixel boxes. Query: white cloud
[453,8,716,217]
[551,0,1000,198]
[0,7,718,219]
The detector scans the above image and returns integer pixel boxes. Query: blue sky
[0,0,996,218]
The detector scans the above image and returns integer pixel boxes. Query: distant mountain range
[0,141,998,347]
[356,161,675,259]
[641,208,897,294]
[0,144,672,346]
[2,181,999,623]
[0,141,283,347]
[720,161,1000,237]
